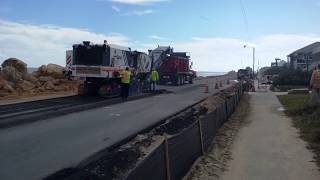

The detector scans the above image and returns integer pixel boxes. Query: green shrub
[265,67,312,86]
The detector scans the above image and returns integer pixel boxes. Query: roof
[288,42,320,56]
[314,46,320,54]
[109,44,131,51]
[73,42,132,51]
[172,52,188,57]
[153,46,170,51]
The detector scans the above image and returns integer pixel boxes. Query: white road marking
[109,113,120,116]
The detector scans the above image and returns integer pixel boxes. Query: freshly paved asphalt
[0,76,234,180]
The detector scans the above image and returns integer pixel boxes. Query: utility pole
[257,59,260,89]
[275,58,280,67]
[253,47,255,78]
[257,59,259,73]
[244,45,255,79]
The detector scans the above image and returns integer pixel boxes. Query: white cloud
[110,0,168,5]
[170,34,320,72]
[132,9,154,16]
[1,20,319,72]
[111,5,121,12]
[121,9,154,16]
[0,20,129,67]
[148,35,168,40]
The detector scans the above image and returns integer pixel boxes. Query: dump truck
[68,41,152,96]
[150,46,195,85]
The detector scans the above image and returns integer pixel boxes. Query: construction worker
[121,67,131,100]
[150,68,159,91]
[310,64,320,104]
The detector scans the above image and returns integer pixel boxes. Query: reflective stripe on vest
[121,70,131,84]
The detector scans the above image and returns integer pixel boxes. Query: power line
[239,0,250,42]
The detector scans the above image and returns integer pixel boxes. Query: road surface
[221,90,320,180]
[0,76,234,180]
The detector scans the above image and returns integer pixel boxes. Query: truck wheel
[189,77,193,84]
[173,76,179,85]
[159,80,165,85]
[182,75,185,85]
[180,75,184,85]
[84,81,98,96]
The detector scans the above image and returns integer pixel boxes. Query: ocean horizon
[27,67,38,73]
[196,71,227,77]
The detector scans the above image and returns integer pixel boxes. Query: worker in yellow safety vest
[310,64,320,104]
[150,68,159,91]
[121,67,131,100]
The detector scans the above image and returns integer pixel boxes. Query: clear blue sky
[0,0,320,71]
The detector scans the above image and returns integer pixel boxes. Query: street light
[244,45,255,78]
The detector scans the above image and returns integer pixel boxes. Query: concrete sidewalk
[221,91,320,180]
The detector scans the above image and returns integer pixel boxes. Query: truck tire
[189,76,193,84]
[182,75,185,85]
[180,75,185,85]
[84,81,98,96]
[159,79,165,85]
[172,75,179,85]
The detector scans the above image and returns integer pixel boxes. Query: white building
[287,42,320,71]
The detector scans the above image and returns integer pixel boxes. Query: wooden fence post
[164,134,171,180]
[198,119,205,155]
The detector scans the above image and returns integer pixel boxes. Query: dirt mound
[1,58,28,84]
[0,59,80,100]
[2,58,27,74]
[200,95,226,113]
[0,75,15,97]
[2,65,23,84]
[35,64,65,78]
